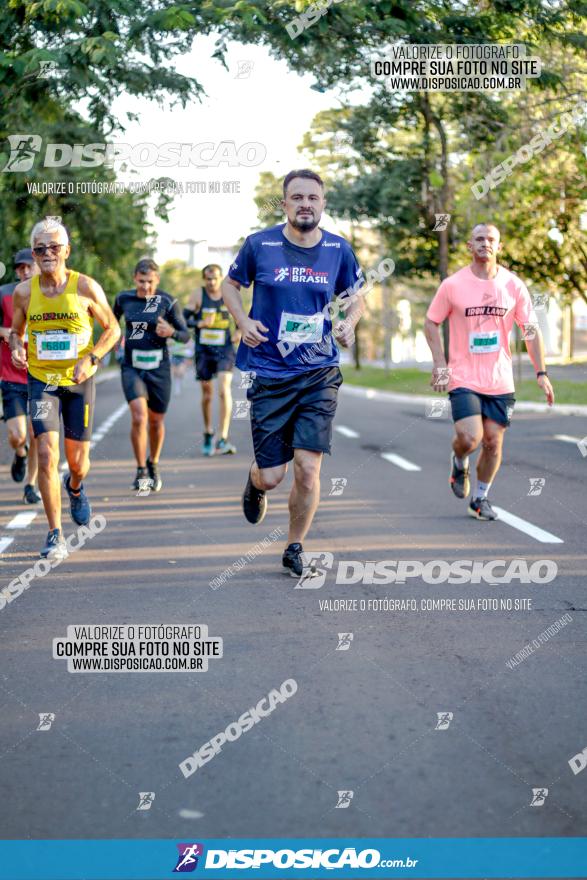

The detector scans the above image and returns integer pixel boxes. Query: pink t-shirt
[426,265,535,395]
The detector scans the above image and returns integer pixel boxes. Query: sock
[454,454,469,469]
[476,480,491,499]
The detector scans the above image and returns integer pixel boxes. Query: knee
[37,442,58,472]
[457,431,481,453]
[295,463,320,493]
[131,409,147,429]
[8,426,26,448]
[482,435,502,456]
[258,470,285,491]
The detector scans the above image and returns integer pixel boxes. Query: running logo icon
[294,551,334,589]
[37,713,55,731]
[336,633,353,651]
[433,213,451,231]
[239,371,256,389]
[274,267,290,281]
[143,295,162,313]
[530,788,548,806]
[528,477,546,496]
[426,399,449,418]
[44,373,61,392]
[2,134,42,172]
[136,792,155,811]
[173,843,204,872]
[335,790,354,809]
[33,400,52,420]
[130,322,148,340]
[329,477,347,496]
[435,712,453,730]
[233,400,251,419]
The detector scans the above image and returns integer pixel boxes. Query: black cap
[13,248,34,266]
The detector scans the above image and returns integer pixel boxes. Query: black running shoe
[468,497,497,521]
[282,543,305,577]
[242,468,267,524]
[64,475,92,526]
[23,483,41,504]
[147,458,162,492]
[132,466,148,492]
[40,528,68,560]
[11,448,27,483]
[449,452,470,499]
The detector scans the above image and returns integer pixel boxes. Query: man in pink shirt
[424,223,554,521]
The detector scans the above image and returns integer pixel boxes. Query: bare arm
[73,276,121,383]
[334,292,365,348]
[9,284,30,369]
[424,317,450,392]
[524,327,554,405]
[221,276,267,347]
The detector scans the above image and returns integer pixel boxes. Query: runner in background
[0,248,41,502]
[114,259,190,492]
[185,264,239,456]
[425,222,554,521]
[10,218,120,558]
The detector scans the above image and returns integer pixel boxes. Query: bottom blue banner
[0,838,586,880]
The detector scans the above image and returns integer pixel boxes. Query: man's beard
[291,212,320,232]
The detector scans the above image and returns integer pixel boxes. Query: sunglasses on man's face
[32,243,66,256]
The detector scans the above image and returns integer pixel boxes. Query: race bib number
[36,331,78,360]
[469,330,500,354]
[278,311,324,344]
[132,348,164,370]
[200,328,226,346]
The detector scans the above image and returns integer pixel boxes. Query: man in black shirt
[114,258,189,492]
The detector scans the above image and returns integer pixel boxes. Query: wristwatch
[89,353,99,366]
[536,370,548,377]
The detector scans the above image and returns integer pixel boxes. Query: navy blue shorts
[1,380,28,421]
[449,387,516,428]
[28,375,95,441]
[247,366,343,469]
[196,347,236,381]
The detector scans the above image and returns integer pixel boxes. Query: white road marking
[178,809,204,819]
[554,434,581,444]
[492,506,564,544]
[335,425,360,438]
[381,452,422,472]
[0,537,14,554]
[6,512,38,529]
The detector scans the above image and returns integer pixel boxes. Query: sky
[110,34,353,269]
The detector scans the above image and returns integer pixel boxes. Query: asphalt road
[1,368,586,845]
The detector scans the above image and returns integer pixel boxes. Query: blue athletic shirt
[228,224,363,378]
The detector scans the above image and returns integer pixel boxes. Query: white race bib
[132,348,164,370]
[278,311,324,344]
[469,330,500,354]
[200,328,226,346]
[36,330,78,360]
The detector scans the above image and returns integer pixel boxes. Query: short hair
[471,222,500,238]
[283,169,324,198]
[134,258,159,275]
[30,217,69,248]
[202,264,222,277]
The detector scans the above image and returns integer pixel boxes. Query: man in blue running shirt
[221,169,364,578]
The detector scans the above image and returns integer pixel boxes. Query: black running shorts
[121,363,171,414]
[449,387,516,428]
[246,366,343,469]
[28,374,95,441]
[1,380,28,421]
[195,347,236,381]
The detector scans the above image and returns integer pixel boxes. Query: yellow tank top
[27,270,94,386]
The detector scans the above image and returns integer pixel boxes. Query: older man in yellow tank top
[10,218,120,559]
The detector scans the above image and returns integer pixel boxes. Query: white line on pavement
[335,425,360,438]
[554,434,581,444]
[6,512,38,529]
[492,506,564,544]
[0,537,15,555]
[381,452,422,472]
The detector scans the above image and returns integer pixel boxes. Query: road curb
[340,382,587,416]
